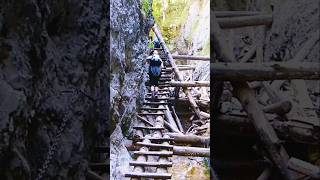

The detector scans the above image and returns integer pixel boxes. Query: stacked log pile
[212,6,320,180]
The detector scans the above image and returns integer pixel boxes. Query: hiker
[154,37,161,49]
[146,50,163,98]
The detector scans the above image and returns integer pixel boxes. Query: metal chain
[34,114,69,180]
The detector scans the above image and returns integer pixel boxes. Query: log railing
[152,24,202,119]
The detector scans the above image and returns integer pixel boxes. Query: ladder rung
[125,172,171,179]
[133,151,173,156]
[133,126,164,130]
[139,137,174,142]
[138,112,165,116]
[144,97,169,101]
[140,107,167,111]
[146,92,169,95]
[129,161,172,167]
[136,142,173,149]
[143,102,168,105]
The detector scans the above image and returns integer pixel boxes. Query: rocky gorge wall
[0,0,108,179]
[110,0,154,179]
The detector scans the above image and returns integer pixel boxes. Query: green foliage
[141,0,152,17]
[199,40,210,56]
[152,0,191,50]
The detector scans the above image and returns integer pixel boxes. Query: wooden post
[153,24,202,119]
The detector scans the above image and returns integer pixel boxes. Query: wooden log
[133,151,173,157]
[129,161,172,167]
[211,62,320,81]
[216,14,273,29]
[173,146,210,157]
[164,109,180,131]
[212,15,293,180]
[288,157,320,179]
[239,44,257,62]
[171,106,185,133]
[138,137,174,142]
[214,11,260,18]
[200,111,210,119]
[165,133,210,145]
[153,24,202,119]
[163,120,182,134]
[168,81,210,87]
[217,114,320,144]
[172,55,210,61]
[132,126,164,130]
[138,112,165,116]
[125,172,171,179]
[263,100,292,115]
[140,107,167,111]
[136,115,153,126]
[169,98,209,109]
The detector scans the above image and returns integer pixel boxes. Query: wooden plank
[133,151,173,157]
[138,112,165,116]
[133,126,164,130]
[211,62,320,81]
[135,142,173,149]
[129,161,172,167]
[125,172,171,178]
[143,102,168,105]
[140,107,167,111]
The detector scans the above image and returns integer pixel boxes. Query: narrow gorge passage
[124,25,210,180]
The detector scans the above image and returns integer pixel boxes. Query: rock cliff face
[0,1,108,179]
[110,0,153,179]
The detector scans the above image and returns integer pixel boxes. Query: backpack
[154,39,161,48]
[150,55,162,76]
